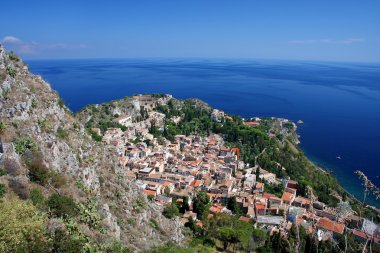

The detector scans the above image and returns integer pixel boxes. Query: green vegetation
[0,199,48,253]
[133,196,147,213]
[163,202,180,219]
[0,184,5,198]
[88,128,102,142]
[192,190,210,220]
[1,87,9,98]
[26,152,66,187]
[30,188,46,208]
[0,122,6,133]
[27,155,49,185]
[8,51,20,62]
[87,119,127,133]
[56,126,69,139]
[227,196,243,215]
[101,241,131,253]
[149,218,158,229]
[48,193,79,218]
[38,118,52,132]
[58,97,65,108]
[6,66,16,77]
[156,99,343,205]
[264,183,284,198]
[31,98,37,108]
[14,136,37,154]
[78,198,102,230]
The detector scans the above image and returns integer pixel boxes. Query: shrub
[14,136,37,155]
[58,98,65,108]
[0,199,48,252]
[102,241,130,253]
[8,51,20,61]
[88,128,102,142]
[56,126,69,139]
[6,66,16,77]
[38,118,52,132]
[0,184,5,198]
[163,202,180,219]
[30,188,46,208]
[0,168,6,176]
[8,177,29,199]
[50,171,66,188]
[149,218,158,229]
[79,198,102,230]
[48,193,79,218]
[3,157,22,176]
[1,87,9,98]
[0,122,5,133]
[133,196,147,213]
[50,228,86,253]
[31,98,37,108]
[28,155,49,185]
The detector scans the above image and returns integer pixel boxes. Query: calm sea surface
[26,58,380,206]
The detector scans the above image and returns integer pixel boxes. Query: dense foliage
[0,199,48,253]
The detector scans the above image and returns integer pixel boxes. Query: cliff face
[0,45,183,251]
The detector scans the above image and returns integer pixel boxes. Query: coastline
[26,59,380,208]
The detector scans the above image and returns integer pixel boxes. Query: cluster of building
[97,96,379,246]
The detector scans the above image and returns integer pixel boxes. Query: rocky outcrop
[0,45,184,251]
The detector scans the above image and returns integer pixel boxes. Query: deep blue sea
[26,58,380,206]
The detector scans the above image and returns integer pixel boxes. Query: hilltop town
[1,46,379,252]
[82,94,380,252]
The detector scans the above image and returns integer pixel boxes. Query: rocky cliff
[0,45,183,252]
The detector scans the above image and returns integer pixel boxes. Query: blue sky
[1,1,379,61]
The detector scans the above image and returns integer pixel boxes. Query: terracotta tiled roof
[255,203,266,210]
[316,217,345,234]
[263,192,275,198]
[190,180,202,187]
[352,229,370,239]
[282,192,293,202]
[209,204,224,213]
[239,216,251,223]
[256,182,264,188]
[243,121,260,127]
[144,189,156,196]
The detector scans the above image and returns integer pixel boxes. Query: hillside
[1,46,378,253]
[0,45,183,252]
[77,92,343,206]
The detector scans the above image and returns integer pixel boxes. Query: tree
[0,199,48,252]
[252,228,268,249]
[184,216,200,235]
[218,227,238,251]
[47,193,79,218]
[50,228,86,253]
[193,191,210,220]
[255,167,261,181]
[179,196,190,213]
[227,196,241,215]
[163,202,180,219]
